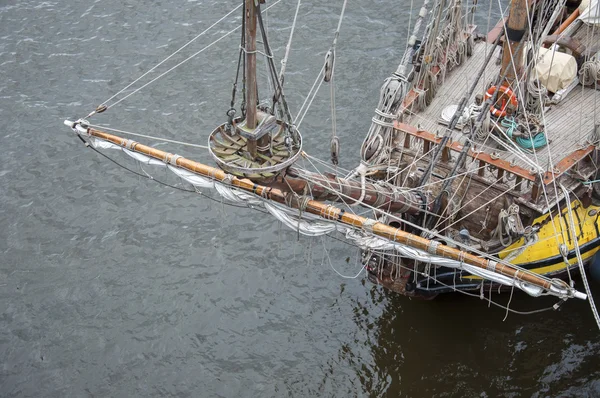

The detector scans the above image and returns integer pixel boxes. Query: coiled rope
[580,60,600,86]
[501,116,548,150]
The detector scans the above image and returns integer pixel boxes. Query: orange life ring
[484,85,518,118]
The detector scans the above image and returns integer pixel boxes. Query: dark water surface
[1,1,599,397]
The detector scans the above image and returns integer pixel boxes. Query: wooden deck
[405,40,598,174]
[400,24,600,212]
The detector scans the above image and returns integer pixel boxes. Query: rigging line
[106,28,238,110]
[481,0,493,108]
[84,137,273,212]
[561,184,600,331]
[406,0,415,56]
[304,153,353,175]
[295,63,325,120]
[104,0,283,111]
[518,0,570,252]
[503,283,516,321]
[416,273,559,315]
[99,3,243,109]
[302,154,361,216]
[87,123,209,149]
[330,64,337,149]
[436,175,513,235]
[418,29,504,186]
[298,0,352,129]
[330,0,349,49]
[356,237,561,314]
[278,0,301,83]
[498,3,555,174]
[439,1,455,83]
[258,9,275,98]
[320,236,366,279]
[523,2,564,172]
[296,76,326,128]
[255,3,295,125]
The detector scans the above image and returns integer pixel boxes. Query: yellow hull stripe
[464,200,600,279]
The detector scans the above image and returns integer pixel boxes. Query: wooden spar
[552,7,580,36]
[79,125,562,292]
[244,0,261,158]
[284,168,428,215]
[500,0,529,86]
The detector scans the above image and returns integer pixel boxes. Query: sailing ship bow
[65,0,596,304]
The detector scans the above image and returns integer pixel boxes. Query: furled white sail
[534,47,578,93]
[579,0,600,26]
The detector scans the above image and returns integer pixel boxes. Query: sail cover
[579,0,600,26]
[534,47,578,93]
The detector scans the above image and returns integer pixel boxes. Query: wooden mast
[242,0,270,158]
[69,123,586,299]
[500,0,529,86]
[244,0,258,157]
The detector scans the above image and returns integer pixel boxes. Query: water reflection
[349,285,600,397]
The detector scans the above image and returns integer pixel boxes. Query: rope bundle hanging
[525,79,547,115]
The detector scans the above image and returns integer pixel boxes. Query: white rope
[106,28,239,110]
[278,0,302,83]
[99,3,243,108]
[561,185,600,331]
[304,153,353,175]
[321,236,367,279]
[296,0,348,130]
[333,0,348,43]
[295,69,326,128]
[87,123,209,149]
[104,0,283,110]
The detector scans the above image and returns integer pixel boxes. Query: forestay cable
[278,0,302,84]
[101,0,283,111]
[87,123,209,149]
[99,3,243,109]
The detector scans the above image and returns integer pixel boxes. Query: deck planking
[405,36,599,176]
[401,25,600,212]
